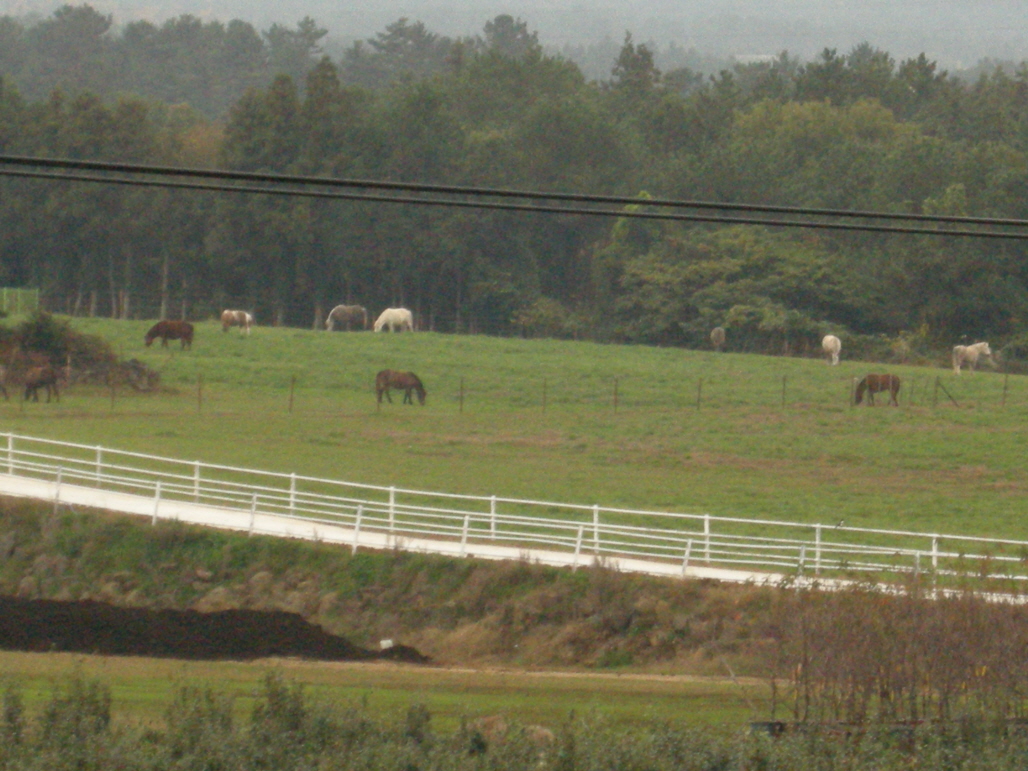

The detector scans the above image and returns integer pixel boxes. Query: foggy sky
[2,0,1025,69]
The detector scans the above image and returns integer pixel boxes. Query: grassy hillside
[1,316,1025,539]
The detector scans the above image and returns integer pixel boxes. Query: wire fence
[2,432,1027,587]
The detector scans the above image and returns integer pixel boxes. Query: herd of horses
[704,328,995,407]
[3,309,999,410]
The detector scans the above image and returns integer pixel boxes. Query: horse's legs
[384,388,393,403]
[403,388,413,404]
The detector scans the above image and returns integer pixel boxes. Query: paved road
[0,472,792,586]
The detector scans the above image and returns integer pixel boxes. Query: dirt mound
[0,596,429,663]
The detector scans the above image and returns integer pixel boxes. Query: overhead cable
[1,155,1027,240]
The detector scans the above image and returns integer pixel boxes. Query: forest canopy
[1,5,1027,357]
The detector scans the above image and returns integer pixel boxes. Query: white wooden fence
[1,432,1026,586]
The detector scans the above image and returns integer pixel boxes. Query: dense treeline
[1,6,1028,355]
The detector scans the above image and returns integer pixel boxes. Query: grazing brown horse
[145,320,193,349]
[855,374,900,406]
[375,370,426,406]
[23,365,62,403]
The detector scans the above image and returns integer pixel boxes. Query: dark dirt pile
[0,595,429,663]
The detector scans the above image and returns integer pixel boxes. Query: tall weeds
[765,580,1028,724]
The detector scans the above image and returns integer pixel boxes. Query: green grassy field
[2,317,1026,540]
[0,651,766,730]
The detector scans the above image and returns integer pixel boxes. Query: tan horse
[221,310,254,334]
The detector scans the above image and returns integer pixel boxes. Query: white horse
[952,341,992,374]
[374,307,414,333]
[710,326,726,351]
[822,334,841,365]
[325,304,368,331]
[220,309,253,335]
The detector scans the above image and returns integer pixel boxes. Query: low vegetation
[6,670,1028,770]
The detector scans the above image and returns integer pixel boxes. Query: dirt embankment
[0,595,428,663]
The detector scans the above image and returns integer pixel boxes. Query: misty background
[0,0,1024,78]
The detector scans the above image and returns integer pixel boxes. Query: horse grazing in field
[855,374,900,406]
[326,304,368,331]
[710,326,726,352]
[145,320,193,349]
[952,341,992,374]
[375,369,425,406]
[220,309,253,335]
[822,334,841,365]
[374,307,414,333]
[22,365,63,403]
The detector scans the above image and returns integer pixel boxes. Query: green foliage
[7,675,1028,770]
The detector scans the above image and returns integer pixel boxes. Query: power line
[1,154,1027,240]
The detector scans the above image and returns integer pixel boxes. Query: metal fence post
[704,514,711,563]
[592,505,600,555]
[6,433,12,476]
[389,486,396,535]
[682,539,693,577]
[352,505,363,555]
[193,462,201,502]
[152,481,161,525]
[815,523,822,575]
[53,466,62,516]
[249,494,257,536]
[460,514,470,557]
[490,495,497,540]
[95,446,103,487]
[572,524,584,570]
[798,545,806,577]
[289,473,297,516]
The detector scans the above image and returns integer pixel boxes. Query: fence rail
[2,432,1027,586]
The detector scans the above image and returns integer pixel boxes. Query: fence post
[95,446,102,487]
[193,462,200,502]
[289,473,297,516]
[592,505,600,555]
[460,514,470,557]
[6,433,12,476]
[389,486,396,535]
[53,466,62,516]
[249,494,257,536]
[489,495,497,540]
[704,514,711,563]
[932,535,939,597]
[682,539,693,576]
[152,481,161,525]
[798,546,806,577]
[352,505,363,555]
[572,524,583,570]
[915,551,921,576]
[815,524,822,575]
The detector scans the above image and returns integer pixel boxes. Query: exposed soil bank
[0,595,429,663]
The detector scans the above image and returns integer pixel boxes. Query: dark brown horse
[23,365,62,403]
[145,320,193,349]
[855,374,900,406]
[375,370,426,406]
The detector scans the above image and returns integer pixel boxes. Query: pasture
[0,317,1024,541]
[0,651,764,729]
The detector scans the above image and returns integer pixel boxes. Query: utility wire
[1,155,1028,240]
